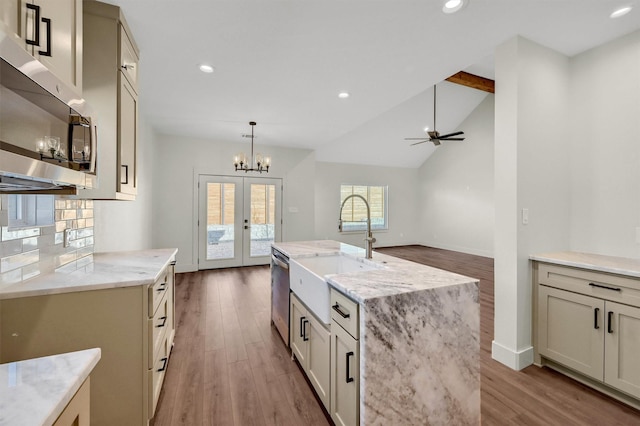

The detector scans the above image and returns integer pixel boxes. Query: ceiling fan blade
[432,139,441,146]
[440,138,465,141]
[410,140,430,146]
[405,137,430,140]
[437,131,464,139]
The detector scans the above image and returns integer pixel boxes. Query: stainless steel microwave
[0,25,97,193]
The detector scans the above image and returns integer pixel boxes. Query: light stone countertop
[0,248,178,300]
[273,240,477,302]
[0,348,101,426]
[530,251,640,278]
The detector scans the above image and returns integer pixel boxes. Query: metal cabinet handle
[346,351,354,383]
[332,303,350,319]
[156,282,167,292]
[157,316,167,328]
[299,316,305,338]
[121,64,135,70]
[608,311,614,334]
[121,165,129,185]
[38,17,52,56]
[26,4,40,46]
[589,282,621,292]
[302,319,309,342]
[157,357,168,372]
[594,307,600,329]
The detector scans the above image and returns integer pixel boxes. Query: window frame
[339,184,388,233]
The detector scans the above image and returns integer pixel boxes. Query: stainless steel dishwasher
[271,247,290,346]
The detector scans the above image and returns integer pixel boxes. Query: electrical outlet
[522,208,529,225]
[63,229,71,248]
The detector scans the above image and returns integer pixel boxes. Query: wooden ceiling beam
[445,71,495,94]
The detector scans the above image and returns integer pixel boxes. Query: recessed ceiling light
[338,92,350,99]
[610,6,632,18]
[443,0,466,14]
[199,64,215,73]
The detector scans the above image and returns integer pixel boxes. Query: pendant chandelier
[233,121,270,173]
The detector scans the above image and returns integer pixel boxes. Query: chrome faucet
[338,194,376,259]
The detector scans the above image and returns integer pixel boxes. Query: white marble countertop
[273,240,477,303]
[0,248,178,300]
[530,251,640,278]
[0,348,101,426]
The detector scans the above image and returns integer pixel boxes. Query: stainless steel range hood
[0,24,97,194]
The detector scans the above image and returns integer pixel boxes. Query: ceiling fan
[405,84,465,146]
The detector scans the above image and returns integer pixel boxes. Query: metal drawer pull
[346,351,354,383]
[302,319,309,342]
[589,282,621,292]
[608,311,614,334]
[594,308,600,329]
[26,4,41,46]
[157,316,167,327]
[157,357,168,372]
[299,316,305,338]
[156,282,167,292]
[121,164,129,185]
[121,64,135,70]
[332,303,350,319]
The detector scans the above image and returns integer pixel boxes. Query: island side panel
[360,282,480,425]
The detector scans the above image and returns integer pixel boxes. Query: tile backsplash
[0,196,94,288]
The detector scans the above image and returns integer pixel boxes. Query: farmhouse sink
[290,254,382,324]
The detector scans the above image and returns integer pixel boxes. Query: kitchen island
[0,348,101,426]
[273,240,480,425]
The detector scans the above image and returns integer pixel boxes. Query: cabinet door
[307,314,331,410]
[290,294,308,366]
[0,0,26,45]
[538,285,604,380]
[331,323,359,426]
[604,301,640,399]
[35,0,81,91]
[118,75,138,196]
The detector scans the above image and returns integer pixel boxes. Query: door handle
[157,316,167,328]
[299,316,305,338]
[26,4,40,46]
[121,165,129,185]
[157,357,168,372]
[302,319,309,341]
[594,307,599,329]
[38,17,52,56]
[607,311,614,334]
[346,351,354,383]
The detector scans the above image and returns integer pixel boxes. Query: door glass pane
[249,183,275,257]
[207,182,235,260]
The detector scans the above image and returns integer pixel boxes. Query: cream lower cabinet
[290,292,331,410]
[330,288,359,426]
[0,262,176,426]
[536,262,640,403]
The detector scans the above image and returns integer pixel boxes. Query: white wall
[417,94,494,258]
[93,115,155,252]
[569,31,640,258]
[152,133,315,272]
[493,36,572,370]
[314,162,419,248]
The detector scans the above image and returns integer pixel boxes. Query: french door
[198,175,282,269]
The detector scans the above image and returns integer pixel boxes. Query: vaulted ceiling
[110,0,640,168]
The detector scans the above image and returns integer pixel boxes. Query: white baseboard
[491,340,534,370]
[176,263,197,273]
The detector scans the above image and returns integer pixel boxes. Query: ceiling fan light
[199,64,215,73]
[443,0,466,14]
[338,92,350,99]
[610,6,632,18]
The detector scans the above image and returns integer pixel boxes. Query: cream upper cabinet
[290,293,331,410]
[80,0,139,200]
[0,0,82,92]
[534,260,640,405]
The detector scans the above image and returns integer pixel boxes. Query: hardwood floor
[152,246,640,425]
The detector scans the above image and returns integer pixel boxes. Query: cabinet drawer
[538,263,640,307]
[148,335,170,417]
[119,25,138,90]
[148,267,170,317]
[148,295,170,368]
[331,289,359,339]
